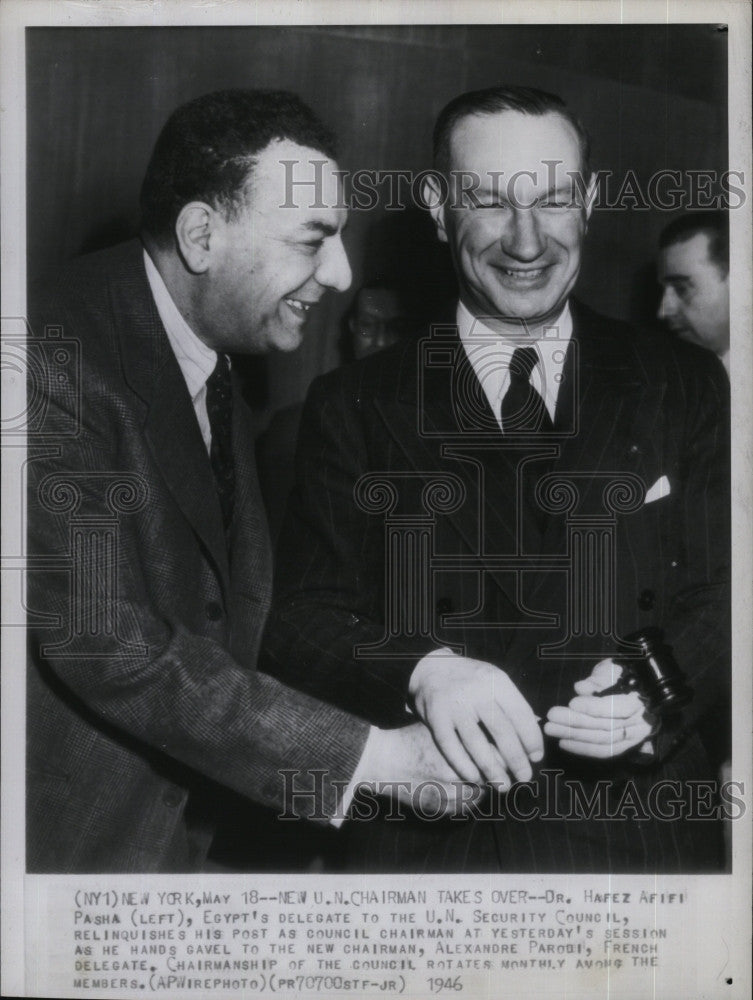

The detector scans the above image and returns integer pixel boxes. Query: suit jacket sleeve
[260,371,433,728]
[27,282,369,823]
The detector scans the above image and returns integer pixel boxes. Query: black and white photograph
[2,2,751,998]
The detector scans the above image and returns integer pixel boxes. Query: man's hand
[408,650,544,789]
[544,659,657,758]
[358,722,484,817]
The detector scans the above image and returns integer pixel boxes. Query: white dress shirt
[143,248,218,453]
[456,299,573,426]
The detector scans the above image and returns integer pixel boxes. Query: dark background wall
[26,24,727,418]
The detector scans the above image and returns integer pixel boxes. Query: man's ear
[174,202,215,274]
[422,173,449,244]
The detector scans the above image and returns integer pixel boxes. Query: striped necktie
[205,353,235,531]
[500,346,554,433]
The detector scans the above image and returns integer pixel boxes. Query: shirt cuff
[332,648,455,828]
[329,725,380,828]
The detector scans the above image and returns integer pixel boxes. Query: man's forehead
[447,109,581,168]
[253,137,335,173]
[250,137,345,212]
[662,233,717,273]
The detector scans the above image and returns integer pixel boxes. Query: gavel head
[613,627,693,716]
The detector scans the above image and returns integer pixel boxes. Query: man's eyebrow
[543,184,580,196]
[531,184,586,203]
[298,221,340,237]
[473,183,579,200]
[661,271,691,282]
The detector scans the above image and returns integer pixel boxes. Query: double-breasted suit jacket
[26,240,368,873]
[261,300,730,872]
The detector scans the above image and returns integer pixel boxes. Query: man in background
[258,278,412,543]
[657,211,730,374]
[343,279,411,361]
[26,89,478,873]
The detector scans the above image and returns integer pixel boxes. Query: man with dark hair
[262,85,730,873]
[657,211,730,373]
[139,89,339,244]
[26,89,474,873]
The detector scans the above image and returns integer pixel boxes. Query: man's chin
[675,329,700,347]
[272,325,305,353]
[481,294,569,329]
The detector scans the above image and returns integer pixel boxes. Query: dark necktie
[205,353,235,531]
[500,346,554,434]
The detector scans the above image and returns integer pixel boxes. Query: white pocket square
[644,475,670,504]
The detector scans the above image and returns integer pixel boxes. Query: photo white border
[2,2,751,997]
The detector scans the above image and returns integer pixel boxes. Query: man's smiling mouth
[284,297,317,319]
[494,265,549,282]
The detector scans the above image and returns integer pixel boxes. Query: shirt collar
[143,248,217,402]
[456,299,573,350]
[455,299,573,421]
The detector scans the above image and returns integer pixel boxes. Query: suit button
[348,614,360,626]
[163,789,182,808]
[205,601,223,621]
[436,597,454,616]
[637,589,655,611]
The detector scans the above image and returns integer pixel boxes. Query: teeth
[285,298,311,311]
[503,268,544,277]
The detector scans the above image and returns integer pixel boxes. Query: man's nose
[658,286,679,320]
[501,207,545,261]
[316,236,352,293]
[373,328,392,349]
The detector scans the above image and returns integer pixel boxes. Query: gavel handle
[593,676,639,699]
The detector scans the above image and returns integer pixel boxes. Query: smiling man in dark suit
[26,89,474,874]
[262,86,731,873]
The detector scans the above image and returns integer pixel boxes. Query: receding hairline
[660,230,729,275]
[201,137,342,217]
[139,87,340,243]
[659,213,729,276]
[439,107,589,174]
[661,227,722,254]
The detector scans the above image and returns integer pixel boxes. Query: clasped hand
[404,654,658,810]
[544,658,658,758]
[408,650,544,790]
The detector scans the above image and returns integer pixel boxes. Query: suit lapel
[374,327,502,557]
[525,302,667,623]
[112,242,230,590]
[544,302,663,537]
[373,326,554,618]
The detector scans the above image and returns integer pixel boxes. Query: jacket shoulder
[573,300,727,388]
[307,334,424,407]
[29,240,147,337]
